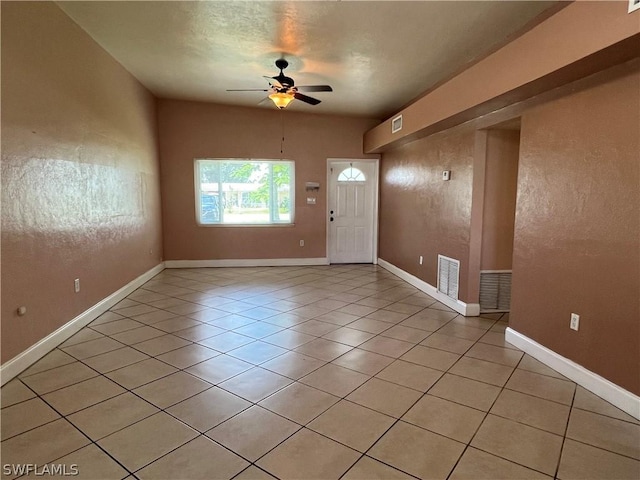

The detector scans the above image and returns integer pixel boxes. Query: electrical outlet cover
[570,313,579,331]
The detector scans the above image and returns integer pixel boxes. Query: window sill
[196,223,296,228]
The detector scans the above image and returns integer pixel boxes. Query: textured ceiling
[57,1,558,120]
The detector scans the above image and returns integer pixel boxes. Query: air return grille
[391,114,403,133]
[437,255,460,300]
[479,271,512,312]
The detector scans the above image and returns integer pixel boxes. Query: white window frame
[337,166,366,182]
[194,159,295,226]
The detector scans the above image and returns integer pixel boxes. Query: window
[338,166,366,182]
[195,159,294,225]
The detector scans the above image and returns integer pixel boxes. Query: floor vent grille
[480,270,512,312]
[437,255,460,300]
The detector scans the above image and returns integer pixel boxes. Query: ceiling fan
[227,59,333,109]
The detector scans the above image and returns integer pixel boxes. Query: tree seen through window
[196,159,294,225]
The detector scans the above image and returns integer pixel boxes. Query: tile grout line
[4,375,137,480]
[115,267,401,477]
[4,266,636,479]
[553,386,579,479]
[444,344,526,479]
[339,317,496,479]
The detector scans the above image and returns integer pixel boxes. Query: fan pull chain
[280,109,285,156]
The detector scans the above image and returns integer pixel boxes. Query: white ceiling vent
[391,114,403,134]
[437,255,460,300]
[480,270,512,312]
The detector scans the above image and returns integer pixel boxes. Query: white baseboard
[377,258,480,317]
[506,327,640,420]
[165,258,329,268]
[0,263,165,386]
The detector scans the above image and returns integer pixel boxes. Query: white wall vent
[437,255,460,300]
[391,114,403,133]
[479,270,512,312]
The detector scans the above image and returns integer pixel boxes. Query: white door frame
[326,158,380,264]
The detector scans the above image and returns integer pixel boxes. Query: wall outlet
[419,255,423,265]
[442,170,451,181]
[74,278,80,293]
[570,313,580,331]
[299,240,305,247]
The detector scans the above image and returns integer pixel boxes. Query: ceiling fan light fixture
[269,92,294,109]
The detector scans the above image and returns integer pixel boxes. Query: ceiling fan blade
[295,85,333,93]
[227,89,270,92]
[293,92,321,105]
[263,76,283,89]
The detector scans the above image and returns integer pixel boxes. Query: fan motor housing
[275,75,295,88]
[274,60,294,88]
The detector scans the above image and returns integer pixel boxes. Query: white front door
[328,160,378,264]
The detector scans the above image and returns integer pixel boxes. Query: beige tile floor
[2,265,639,480]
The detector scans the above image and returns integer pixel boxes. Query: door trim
[326,158,380,264]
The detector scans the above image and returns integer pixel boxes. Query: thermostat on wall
[442,170,451,181]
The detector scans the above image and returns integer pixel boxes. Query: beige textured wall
[378,63,639,395]
[379,129,476,302]
[481,129,520,270]
[1,2,163,363]
[157,99,378,261]
[511,68,640,395]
